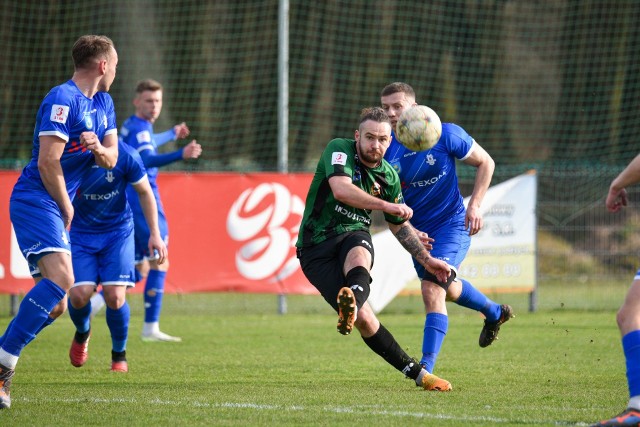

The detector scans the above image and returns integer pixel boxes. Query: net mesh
[2,0,640,293]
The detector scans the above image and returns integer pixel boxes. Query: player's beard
[359,148,384,166]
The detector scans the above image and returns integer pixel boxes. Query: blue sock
[0,315,55,348]
[68,299,92,334]
[36,316,55,336]
[106,302,130,353]
[0,278,66,356]
[420,312,448,373]
[623,330,640,398]
[144,270,166,323]
[456,278,501,322]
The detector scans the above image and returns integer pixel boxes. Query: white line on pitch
[16,397,592,425]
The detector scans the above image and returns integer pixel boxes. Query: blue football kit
[66,142,145,357]
[384,122,503,373]
[10,80,118,274]
[120,115,182,261]
[70,142,147,287]
[384,123,474,272]
[120,114,185,329]
[0,80,117,365]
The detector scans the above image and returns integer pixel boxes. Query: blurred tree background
[1,0,640,283]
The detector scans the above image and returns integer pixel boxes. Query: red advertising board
[0,171,317,295]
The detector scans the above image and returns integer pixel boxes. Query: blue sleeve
[124,147,147,184]
[139,148,184,168]
[443,123,474,159]
[153,128,177,147]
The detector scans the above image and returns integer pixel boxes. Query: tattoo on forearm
[394,223,429,264]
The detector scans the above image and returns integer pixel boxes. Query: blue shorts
[133,208,168,263]
[413,214,470,280]
[70,225,136,288]
[10,196,71,276]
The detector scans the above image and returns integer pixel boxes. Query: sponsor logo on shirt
[407,171,447,189]
[331,152,347,165]
[103,114,108,129]
[81,189,120,201]
[334,205,371,225]
[50,105,69,124]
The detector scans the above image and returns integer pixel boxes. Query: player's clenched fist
[182,140,202,160]
[80,131,103,152]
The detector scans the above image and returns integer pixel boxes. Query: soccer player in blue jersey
[592,154,640,426]
[380,82,514,382]
[0,35,119,409]
[119,78,201,342]
[67,142,168,373]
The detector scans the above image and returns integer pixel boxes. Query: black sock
[111,350,127,362]
[345,266,371,308]
[74,329,90,344]
[362,324,422,380]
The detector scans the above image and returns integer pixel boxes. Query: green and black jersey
[296,138,406,248]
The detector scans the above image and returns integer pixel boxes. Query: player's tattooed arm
[388,221,451,282]
[388,221,451,283]
[388,221,431,264]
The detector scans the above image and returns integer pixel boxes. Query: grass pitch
[0,291,628,426]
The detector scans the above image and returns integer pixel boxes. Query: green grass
[0,291,629,426]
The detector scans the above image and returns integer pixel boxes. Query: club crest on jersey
[425,154,436,166]
[105,170,115,183]
[369,182,381,197]
[83,112,93,129]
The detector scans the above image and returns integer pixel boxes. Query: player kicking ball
[296,107,453,391]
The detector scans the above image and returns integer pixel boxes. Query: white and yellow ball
[395,105,442,151]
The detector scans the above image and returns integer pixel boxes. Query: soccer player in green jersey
[296,107,453,391]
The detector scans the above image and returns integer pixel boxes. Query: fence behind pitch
[1,1,639,306]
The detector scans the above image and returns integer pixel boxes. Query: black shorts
[297,230,374,311]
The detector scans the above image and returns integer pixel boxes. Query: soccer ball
[395,105,442,151]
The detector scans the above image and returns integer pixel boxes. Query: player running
[0,35,119,409]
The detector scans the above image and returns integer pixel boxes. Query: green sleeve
[322,138,354,179]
